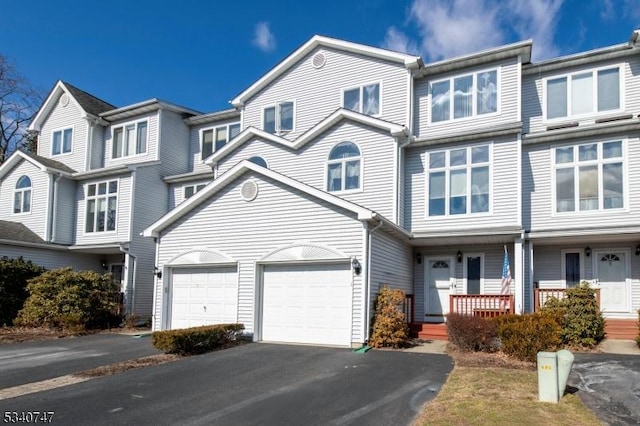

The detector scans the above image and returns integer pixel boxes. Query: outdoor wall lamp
[154,266,162,279]
[100,258,108,271]
[457,250,463,263]
[416,252,422,264]
[352,258,362,275]
[585,246,591,257]
[636,245,640,256]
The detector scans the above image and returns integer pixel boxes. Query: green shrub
[15,267,121,331]
[151,323,245,355]
[368,285,410,348]
[0,257,45,326]
[496,312,562,362]
[541,282,605,348]
[446,313,498,352]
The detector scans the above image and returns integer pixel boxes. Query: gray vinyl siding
[413,58,520,139]
[524,134,640,231]
[53,177,76,245]
[404,135,520,232]
[370,228,412,296]
[37,95,89,172]
[170,179,212,208]
[189,118,241,174]
[0,244,101,271]
[129,165,169,316]
[103,113,159,169]
[153,173,365,341]
[523,55,640,135]
[89,125,106,170]
[243,46,409,140]
[159,110,191,177]
[413,244,514,318]
[74,173,133,245]
[0,161,50,241]
[217,121,397,219]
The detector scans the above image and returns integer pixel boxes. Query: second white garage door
[261,262,352,347]
[170,266,238,329]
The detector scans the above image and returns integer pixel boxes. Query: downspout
[364,218,384,343]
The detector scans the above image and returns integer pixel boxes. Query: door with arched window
[595,251,630,313]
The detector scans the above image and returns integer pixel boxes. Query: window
[248,156,268,168]
[201,122,240,160]
[112,121,147,158]
[427,145,490,216]
[554,140,623,213]
[563,251,582,288]
[13,175,31,214]
[431,69,497,123]
[343,83,380,115]
[85,180,118,233]
[327,142,361,192]
[52,128,73,155]
[545,66,621,120]
[465,254,483,294]
[184,183,206,199]
[263,102,294,134]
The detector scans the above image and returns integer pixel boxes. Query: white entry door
[425,259,452,318]
[596,252,629,313]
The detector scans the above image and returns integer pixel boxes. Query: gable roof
[143,160,375,238]
[231,35,422,107]
[204,108,409,166]
[0,220,46,244]
[0,149,76,180]
[63,81,117,116]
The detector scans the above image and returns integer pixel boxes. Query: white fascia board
[0,151,72,180]
[231,35,421,106]
[142,160,374,238]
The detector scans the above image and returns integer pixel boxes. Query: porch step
[605,319,639,340]
[412,323,448,341]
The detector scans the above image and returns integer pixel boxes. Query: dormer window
[13,175,31,214]
[343,83,380,116]
[263,101,294,134]
[327,142,361,192]
[430,69,498,123]
[52,128,73,155]
[545,66,621,120]
[201,123,240,160]
[112,121,148,159]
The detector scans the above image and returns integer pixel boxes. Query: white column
[514,238,524,314]
[528,240,535,313]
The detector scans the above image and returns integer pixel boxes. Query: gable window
[327,142,361,192]
[13,175,32,214]
[427,145,490,216]
[431,69,497,123]
[343,83,380,116]
[201,122,240,160]
[554,140,623,213]
[52,128,73,155]
[545,66,621,120]
[85,180,118,233]
[184,183,206,199]
[112,121,148,159]
[248,156,268,168]
[263,102,294,134]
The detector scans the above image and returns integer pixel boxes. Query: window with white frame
[342,83,380,116]
[431,69,498,123]
[263,102,294,134]
[427,145,490,216]
[112,121,147,159]
[327,142,361,192]
[184,183,206,199]
[52,128,73,155]
[85,180,118,233]
[545,66,621,120]
[554,140,624,213]
[201,122,240,160]
[13,175,31,214]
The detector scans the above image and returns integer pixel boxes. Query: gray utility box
[537,350,574,403]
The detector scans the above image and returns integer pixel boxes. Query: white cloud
[600,0,615,20]
[388,0,564,61]
[252,22,276,53]
[383,27,419,54]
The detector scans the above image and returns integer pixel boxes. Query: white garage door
[170,266,238,329]
[261,262,352,347]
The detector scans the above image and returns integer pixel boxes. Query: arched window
[14,175,32,214]
[249,156,268,168]
[327,142,361,192]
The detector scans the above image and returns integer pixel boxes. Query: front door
[425,258,452,320]
[596,251,629,313]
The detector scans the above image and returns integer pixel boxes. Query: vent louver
[59,93,69,107]
[312,52,326,69]
[241,180,258,201]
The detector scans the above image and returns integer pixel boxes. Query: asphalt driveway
[0,343,453,426]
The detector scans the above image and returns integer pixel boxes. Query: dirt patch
[74,354,181,378]
[0,326,85,344]
[446,345,536,370]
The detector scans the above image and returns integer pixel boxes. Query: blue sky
[1,0,638,113]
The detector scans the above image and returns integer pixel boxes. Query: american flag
[500,246,512,309]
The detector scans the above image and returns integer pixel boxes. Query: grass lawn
[414,366,602,426]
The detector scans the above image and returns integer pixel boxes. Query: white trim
[462,252,485,294]
[82,177,121,235]
[560,248,585,287]
[12,174,33,215]
[110,119,149,159]
[261,100,296,135]
[165,248,235,266]
[199,121,241,161]
[325,141,365,194]
[423,255,455,318]
[50,125,74,157]
[259,242,348,262]
[341,81,383,117]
